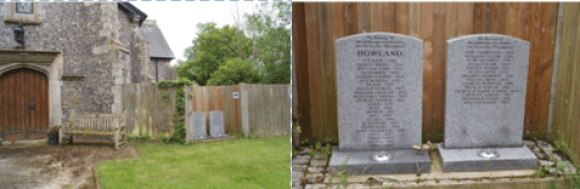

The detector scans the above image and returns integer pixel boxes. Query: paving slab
[325,151,536,184]
[293,158,309,166]
[328,148,431,175]
[293,165,307,172]
[437,143,538,172]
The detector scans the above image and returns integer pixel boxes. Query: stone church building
[0,2,176,140]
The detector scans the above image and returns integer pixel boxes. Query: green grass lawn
[97,135,290,189]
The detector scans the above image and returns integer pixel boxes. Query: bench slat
[62,131,115,136]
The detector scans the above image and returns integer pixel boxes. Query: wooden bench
[59,110,127,150]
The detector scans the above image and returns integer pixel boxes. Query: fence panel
[551,3,580,164]
[293,2,558,143]
[189,84,290,137]
[241,84,291,137]
[123,83,177,137]
[223,85,241,133]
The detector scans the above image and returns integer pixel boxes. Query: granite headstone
[328,32,430,174]
[439,34,537,172]
[209,111,229,138]
[189,112,209,141]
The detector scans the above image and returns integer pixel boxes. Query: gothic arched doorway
[0,68,49,140]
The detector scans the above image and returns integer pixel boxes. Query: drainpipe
[155,59,159,82]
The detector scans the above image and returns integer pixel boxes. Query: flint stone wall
[0,2,150,123]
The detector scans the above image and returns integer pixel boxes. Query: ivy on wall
[157,79,193,144]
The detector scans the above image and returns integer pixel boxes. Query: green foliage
[175,3,290,85]
[537,136,580,189]
[324,137,332,143]
[244,2,291,84]
[315,142,322,151]
[553,141,580,188]
[157,79,193,87]
[206,58,260,86]
[309,150,316,157]
[155,79,191,144]
[175,23,252,86]
[329,156,352,188]
[46,126,59,136]
[155,84,187,144]
[321,144,332,157]
[160,90,171,104]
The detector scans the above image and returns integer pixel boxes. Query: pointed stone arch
[0,49,64,129]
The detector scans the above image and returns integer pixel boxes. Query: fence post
[184,85,193,142]
[240,84,250,137]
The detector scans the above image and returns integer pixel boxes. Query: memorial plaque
[445,34,530,149]
[190,112,208,141]
[439,34,537,172]
[336,32,423,151]
[209,111,229,138]
[329,33,430,174]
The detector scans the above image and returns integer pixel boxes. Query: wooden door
[0,68,49,140]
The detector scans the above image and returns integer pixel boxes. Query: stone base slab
[328,147,431,175]
[188,136,235,144]
[210,134,230,139]
[437,143,538,172]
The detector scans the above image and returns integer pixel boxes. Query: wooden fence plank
[505,3,520,38]
[568,25,580,162]
[383,3,396,32]
[491,3,506,34]
[305,3,324,141]
[531,3,557,138]
[552,3,579,163]
[420,3,434,142]
[344,3,358,35]
[357,3,371,33]
[292,3,312,140]
[473,3,484,34]
[519,3,531,41]
[371,3,383,32]
[524,3,541,137]
[558,2,578,157]
[431,3,446,141]
[329,3,345,141]
[395,3,409,35]
[566,3,580,160]
[320,3,333,139]
[457,3,473,36]
[409,3,421,38]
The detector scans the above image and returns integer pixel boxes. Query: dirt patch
[0,139,139,189]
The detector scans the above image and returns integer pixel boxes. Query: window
[15,2,34,14]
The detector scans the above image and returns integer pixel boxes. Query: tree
[175,23,252,86]
[244,2,291,84]
[207,58,260,86]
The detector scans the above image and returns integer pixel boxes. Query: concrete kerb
[0,139,46,146]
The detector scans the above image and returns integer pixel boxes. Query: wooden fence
[293,2,558,143]
[188,85,242,134]
[186,84,291,137]
[551,3,580,164]
[122,82,178,137]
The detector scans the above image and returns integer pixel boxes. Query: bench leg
[114,131,120,150]
[69,136,73,144]
[58,129,63,145]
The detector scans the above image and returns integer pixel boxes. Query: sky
[132,2,261,66]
